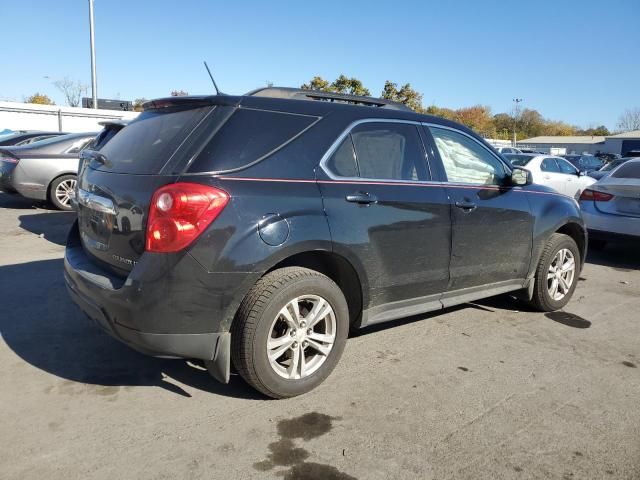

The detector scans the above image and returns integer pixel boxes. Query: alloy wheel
[267,295,336,380]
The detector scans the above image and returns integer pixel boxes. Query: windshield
[612,161,640,179]
[504,154,534,166]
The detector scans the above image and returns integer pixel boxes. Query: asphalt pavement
[1,193,638,480]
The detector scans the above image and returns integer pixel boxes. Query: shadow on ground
[0,192,51,210]
[0,259,264,400]
[18,212,76,246]
[586,242,640,271]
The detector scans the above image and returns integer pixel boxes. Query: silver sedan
[579,159,640,247]
[0,132,97,210]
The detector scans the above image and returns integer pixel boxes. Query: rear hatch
[76,98,224,276]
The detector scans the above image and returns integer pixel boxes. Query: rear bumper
[63,222,256,382]
[580,202,640,237]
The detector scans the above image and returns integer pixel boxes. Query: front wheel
[49,174,77,211]
[529,233,581,311]
[231,267,349,399]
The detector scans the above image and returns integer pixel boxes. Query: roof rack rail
[245,87,411,111]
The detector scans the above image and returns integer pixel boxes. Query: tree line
[300,75,640,139]
[19,74,640,136]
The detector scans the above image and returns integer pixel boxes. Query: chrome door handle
[455,201,477,212]
[346,192,377,205]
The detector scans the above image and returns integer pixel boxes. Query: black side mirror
[511,167,532,186]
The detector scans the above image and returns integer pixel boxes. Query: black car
[0,130,66,146]
[64,87,586,398]
[561,154,604,172]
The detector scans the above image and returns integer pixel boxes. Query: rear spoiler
[98,119,130,128]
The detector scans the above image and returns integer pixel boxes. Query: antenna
[203,61,222,95]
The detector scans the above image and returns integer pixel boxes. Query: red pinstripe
[216,176,565,197]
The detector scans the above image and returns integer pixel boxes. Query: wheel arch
[47,171,77,200]
[555,221,587,267]
[265,250,365,327]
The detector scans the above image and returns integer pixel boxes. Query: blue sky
[2,0,638,129]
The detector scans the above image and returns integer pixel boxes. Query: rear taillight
[579,189,614,202]
[146,183,229,253]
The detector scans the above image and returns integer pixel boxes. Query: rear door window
[612,162,640,179]
[187,109,318,173]
[350,122,428,181]
[326,137,358,177]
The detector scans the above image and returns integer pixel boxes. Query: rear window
[187,108,317,173]
[504,154,533,166]
[612,161,640,179]
[96,106,211,174]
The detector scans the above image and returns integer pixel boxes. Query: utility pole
[88,0,98,109]
[512,98,523,146]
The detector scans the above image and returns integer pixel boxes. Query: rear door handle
[455,200,477,212]
[346,192,377,205]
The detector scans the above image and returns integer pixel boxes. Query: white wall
[0,101,139,133]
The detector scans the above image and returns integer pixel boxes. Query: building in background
[517,136,606,155]
[0,101,138,133]
[603,130,640,156]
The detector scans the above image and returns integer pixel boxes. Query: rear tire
[49,174,77,211]
[231,267,349,399]
[529,233,581,312]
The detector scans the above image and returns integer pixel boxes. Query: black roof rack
[246,87,411,111]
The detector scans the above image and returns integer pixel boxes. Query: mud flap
[205,332,231,383]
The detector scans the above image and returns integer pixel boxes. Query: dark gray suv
[64,87,586,398]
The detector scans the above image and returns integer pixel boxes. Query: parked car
[64,87,586,398]
[594,152,621,163]
[623,150,640,158]
[587,157,634,180]
[519,148,544,154]
[504,153,595,198]
[579,159,640,248]
[0,132,97,210]
[561,154,604,172]
[0,130,66,147]
[495,146,522,154]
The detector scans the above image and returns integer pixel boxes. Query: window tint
[557,159,578,174]
[429,127,507,185]
[326,137,358,177]
[189,109,317,172]
[541,158,561,173]
[100,106,211,174]
[612,161,640,179]
[349,122,427,181]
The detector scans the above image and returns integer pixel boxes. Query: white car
[579,159,640,247]
[504,153,595,198]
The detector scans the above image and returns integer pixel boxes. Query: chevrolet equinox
[64,87,586,398]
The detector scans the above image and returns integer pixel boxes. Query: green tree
[24,93,55,105]
[331,75,370,96]
[381,81,423,111]
[133,98,148,112]
[300,76,332,92]
[301,75,370,96]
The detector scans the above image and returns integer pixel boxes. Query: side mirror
[511,167,532,186]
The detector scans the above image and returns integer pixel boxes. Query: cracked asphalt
[1,193,639,480]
